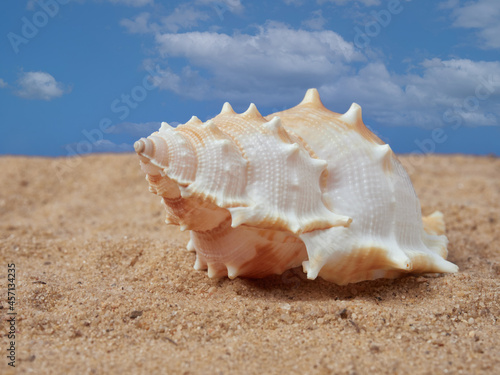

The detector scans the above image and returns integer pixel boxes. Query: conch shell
[134,89,458,285]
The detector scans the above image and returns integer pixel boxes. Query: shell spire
[160,121,174,132]
[339,103,385,145]
[242,103,263,119]
[186,116,203,126]
[298,88,325,108]
[220,102,236,115]
[134,139,146,154]
[340,103,363,126]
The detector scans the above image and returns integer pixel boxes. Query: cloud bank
[119,1,500,128]
[148,22,500,127]
[448,0,500,49]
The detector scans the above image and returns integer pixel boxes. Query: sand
[1,153,499,375]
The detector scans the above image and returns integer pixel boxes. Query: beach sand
[1,153,499,374]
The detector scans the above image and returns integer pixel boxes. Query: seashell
[134,89,458,285]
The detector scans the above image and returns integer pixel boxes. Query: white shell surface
[135,89,458,285]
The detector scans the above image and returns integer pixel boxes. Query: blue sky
[1,0,499,157]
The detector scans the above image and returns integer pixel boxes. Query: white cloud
[121,1,243,35]
[15,71,69,101]
[321,58,500,127]
[133,18,500,127]
[59,0,154,6]
[154,22,363,102]
[302,10,326,30]
[120,3,228,34]
[195,0,243,13]
[448,0,500,49]
[0,78,7,88]
[121,12,153,34]
[108,0,153,7]
[318,0,381,6]
[438,0,459,9]
[153,24,500,127]
[160,4,210,33]
[283,0,304,5]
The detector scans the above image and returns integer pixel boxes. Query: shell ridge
[422,211,446,236]
[164,130,198,186]
[140,131,197,187]
[300,227,418,284]
[190,218,307,278]
[224,122,351,233]
[159,121,174,132]
[421,232,449,259]
[180,120,250,208]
